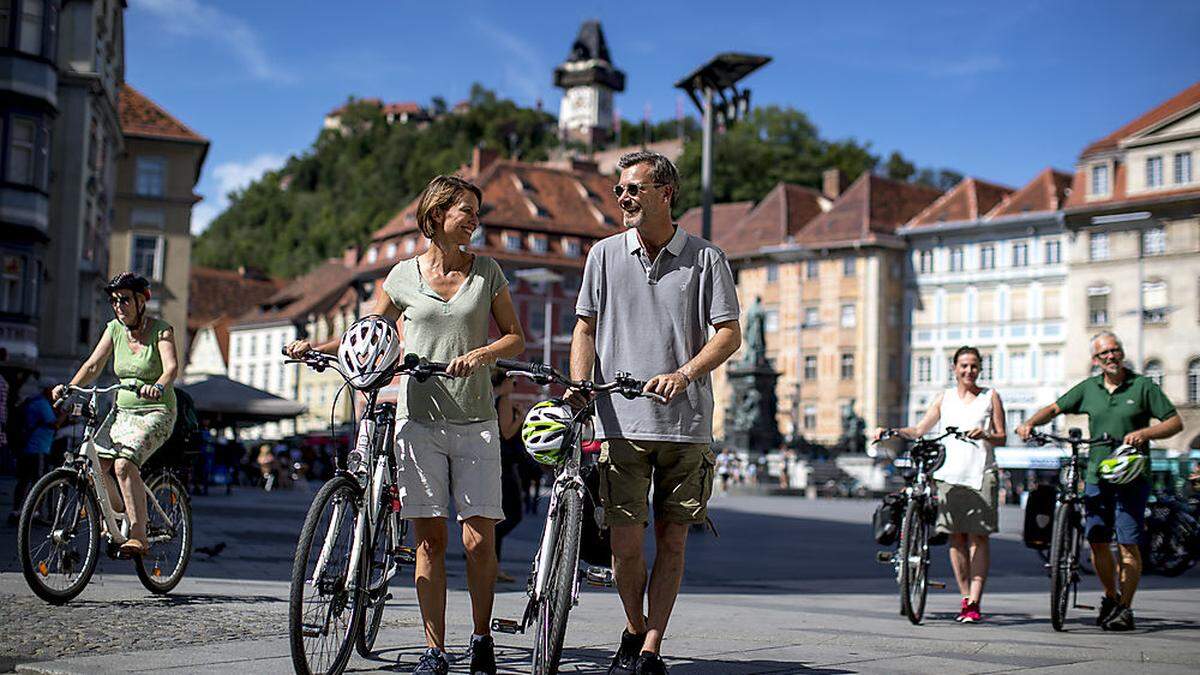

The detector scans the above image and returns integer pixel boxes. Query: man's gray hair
[1090,330,1123,354]
[617,151,680,208]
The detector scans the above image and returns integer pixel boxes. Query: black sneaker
[1102,604,1136,632]
[1097,596,1121,627]
[468,635,496,675]
[634,651,669,675]
[607,629,645,674]
[412,647,450,675]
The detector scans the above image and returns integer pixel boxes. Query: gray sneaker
[1102,605,1136,632]
[412,647,450,674]
[1097,596,1121,626]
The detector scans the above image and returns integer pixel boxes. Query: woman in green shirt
[287,175,524,674]
[53,272,179,557]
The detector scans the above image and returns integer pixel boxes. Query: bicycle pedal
[876,550,894,564]
[928,581,946,589]
[393,546,416,565]
[585,566,614,587]
[301,622,327,638]
[1075,602,1095,610]
[491,618,523,634]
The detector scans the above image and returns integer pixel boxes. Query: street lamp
[675,52,771,242]
[514,267,565,371]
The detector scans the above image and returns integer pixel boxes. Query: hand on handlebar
[51,384,67,402]
[285,339,312,359]
[964,426,988,441]
[1016,422,1034,441]
[138,384,163,401]
[564,386,593,410]
[644,371,687,403]
[447,347,494,378]
[1123,429,1150,449]
[872,427,894,442]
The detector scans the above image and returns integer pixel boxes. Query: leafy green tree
[885,151,916,182]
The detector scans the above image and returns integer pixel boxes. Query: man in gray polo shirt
[570,151,741,675]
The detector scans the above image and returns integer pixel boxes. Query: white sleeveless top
[933,387,997,490]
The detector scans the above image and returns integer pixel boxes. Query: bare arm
[141,325,178,402]
[1017,402,1061,440]
[645,320,742,403]
[898,392,944,440]
[287,289,401,358]
[987,390,1007,446]
[448,285,525,377]
[1126,414,1183,448]
[497,395,522,438]
[565,316,597,407]
[58,331,115,398]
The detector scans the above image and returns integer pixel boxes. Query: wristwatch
[153,383,166,395]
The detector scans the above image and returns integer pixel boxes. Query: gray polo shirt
[576,226,740,443]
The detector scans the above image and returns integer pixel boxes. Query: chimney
[569,157,599,174]
[472,146,500,177]
[342,245,359,267]
[823,168,847,200]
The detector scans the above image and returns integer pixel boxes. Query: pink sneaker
[961,602,982,623]
[955,597,969,622]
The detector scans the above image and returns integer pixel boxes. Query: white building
[899,170,1074,432]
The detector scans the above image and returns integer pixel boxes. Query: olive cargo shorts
[598,439,716,527]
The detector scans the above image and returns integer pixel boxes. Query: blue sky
[124,0,1200,234]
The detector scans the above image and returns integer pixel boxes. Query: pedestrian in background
[874,345,1006,623]
[491,370,525,583]
[8,380,61,524]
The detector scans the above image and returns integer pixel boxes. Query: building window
[764,310,778,333]
[1012,242,1029,267]
[366,247,378,264]
[1146,155,1164,188]
[19,0,43,54]
[563,238,581,257]
[1188,359,1200,404]
[980,354,993,381]
[1142,280,1168,324]
[530,236,549,253]
[803,405,817,429]
[1175,151,1193,185]
[1091,163,1109,196]
[1144,359,1163,388]
[979,245,995,270]
[1089,232,1109,261]
[131,235,164,281]
[840,303,855,328]
[842,257,856,276]
[1010,351,1027,383]
[840,353,854,380]
[766,264,778,283]
[1143,226,1165,256]
[803,306,819,328]
[803,355,817,380]
[916,355,932,383]
[1043,350,1061,382]
[948,247,963,272]
[806,259,818,279]
[135,156,167,197]
[405,238,416,254]
[385,242,397,258]
[7,117,36,185]
[1,254,25,313]
[1087,285,1110,325]
[1044,240,1061,264]
[504,233,521,250]
[918,250,933,273]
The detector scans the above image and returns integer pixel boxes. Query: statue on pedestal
[840,398,867,454]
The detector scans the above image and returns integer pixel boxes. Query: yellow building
[110,85,209,356]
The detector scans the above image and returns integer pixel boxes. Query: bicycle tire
[532,487,582,675]
[18,469,102,605]
[355,509,396,657]
[1048,502,1075,631]
[898,498,929,624]
[289,475,365,675]
[135,471,193,594]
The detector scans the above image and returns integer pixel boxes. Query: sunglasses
[110,296,134,306]
[612,182,665,199]
[1094,347,1123,358]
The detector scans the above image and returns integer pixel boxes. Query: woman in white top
[874,346,1006,623]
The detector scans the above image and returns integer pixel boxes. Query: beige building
[684,172,941,445]
[110,85,208,357]
[1063,80,1200,452]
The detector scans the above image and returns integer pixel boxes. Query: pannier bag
[579,462,613,567]
[1023,484,1057,550]
[872,492,905,546]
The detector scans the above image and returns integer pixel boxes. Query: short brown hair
[414,175,483,239]
[616,151,681,209]
[952,345,982,365]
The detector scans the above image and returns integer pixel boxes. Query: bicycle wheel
[1048,502,1077,631]
[289,475,365,675]
[18,469,102,605]
[355,509,397,657]
[898,499,929,625]
[135,471,193,594]
[532,487,582,675]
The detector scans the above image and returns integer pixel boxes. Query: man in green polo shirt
[1018,331,1183,631]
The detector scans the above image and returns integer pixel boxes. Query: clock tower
[554,21,625,149]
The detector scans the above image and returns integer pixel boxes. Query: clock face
[560,87,598,129]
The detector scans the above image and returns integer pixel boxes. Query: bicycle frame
[530,412,588,607]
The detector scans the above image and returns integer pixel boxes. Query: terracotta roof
[188,267,284,329]
[796,174,941,246]
[986,168,1073,218]
[233,261,356,327]
[1079,80,1200,158]
[906,177,1013,228]
[119,85,207,143]
[382,102,426,116]
[678,201,755,248]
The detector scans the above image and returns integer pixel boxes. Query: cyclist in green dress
[52,273,178,557]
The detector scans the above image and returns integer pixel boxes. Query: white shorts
[394,418,504,521]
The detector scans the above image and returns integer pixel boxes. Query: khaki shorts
[598,439,715,527]
[936,470,999,535]
[394,419,504,522]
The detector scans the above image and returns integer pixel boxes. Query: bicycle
[286,350,448,675]
[1027,428,1115,631]
[489,359,665,675]
[17,383,193,604]
[874,427,973,624]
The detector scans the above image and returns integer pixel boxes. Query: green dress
[97,318,178,466]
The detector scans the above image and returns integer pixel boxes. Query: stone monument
[723,297,782,454]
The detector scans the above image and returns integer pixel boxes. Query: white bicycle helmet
[1097,444,1148,485]
[337,315,402,390]
[522,400,572,465]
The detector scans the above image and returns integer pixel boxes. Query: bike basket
[1022,484,1056,550]
[579,462,613,567]
[872,492,905,546]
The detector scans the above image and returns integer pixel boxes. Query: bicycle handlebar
[283,349,452,385]
[873,426,976,447]
[495,358,668,404]
[1028,430,1114,448]
[54,383,141,410]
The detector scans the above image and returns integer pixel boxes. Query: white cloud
[192,153,287,234]
[130,0,293,83]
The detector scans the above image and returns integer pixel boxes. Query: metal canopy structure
[675,53,771,242]
[179,375,307,428]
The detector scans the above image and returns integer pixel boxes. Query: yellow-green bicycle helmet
[522,399,572,465]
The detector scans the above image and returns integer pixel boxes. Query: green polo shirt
[1055,370,1177,484]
